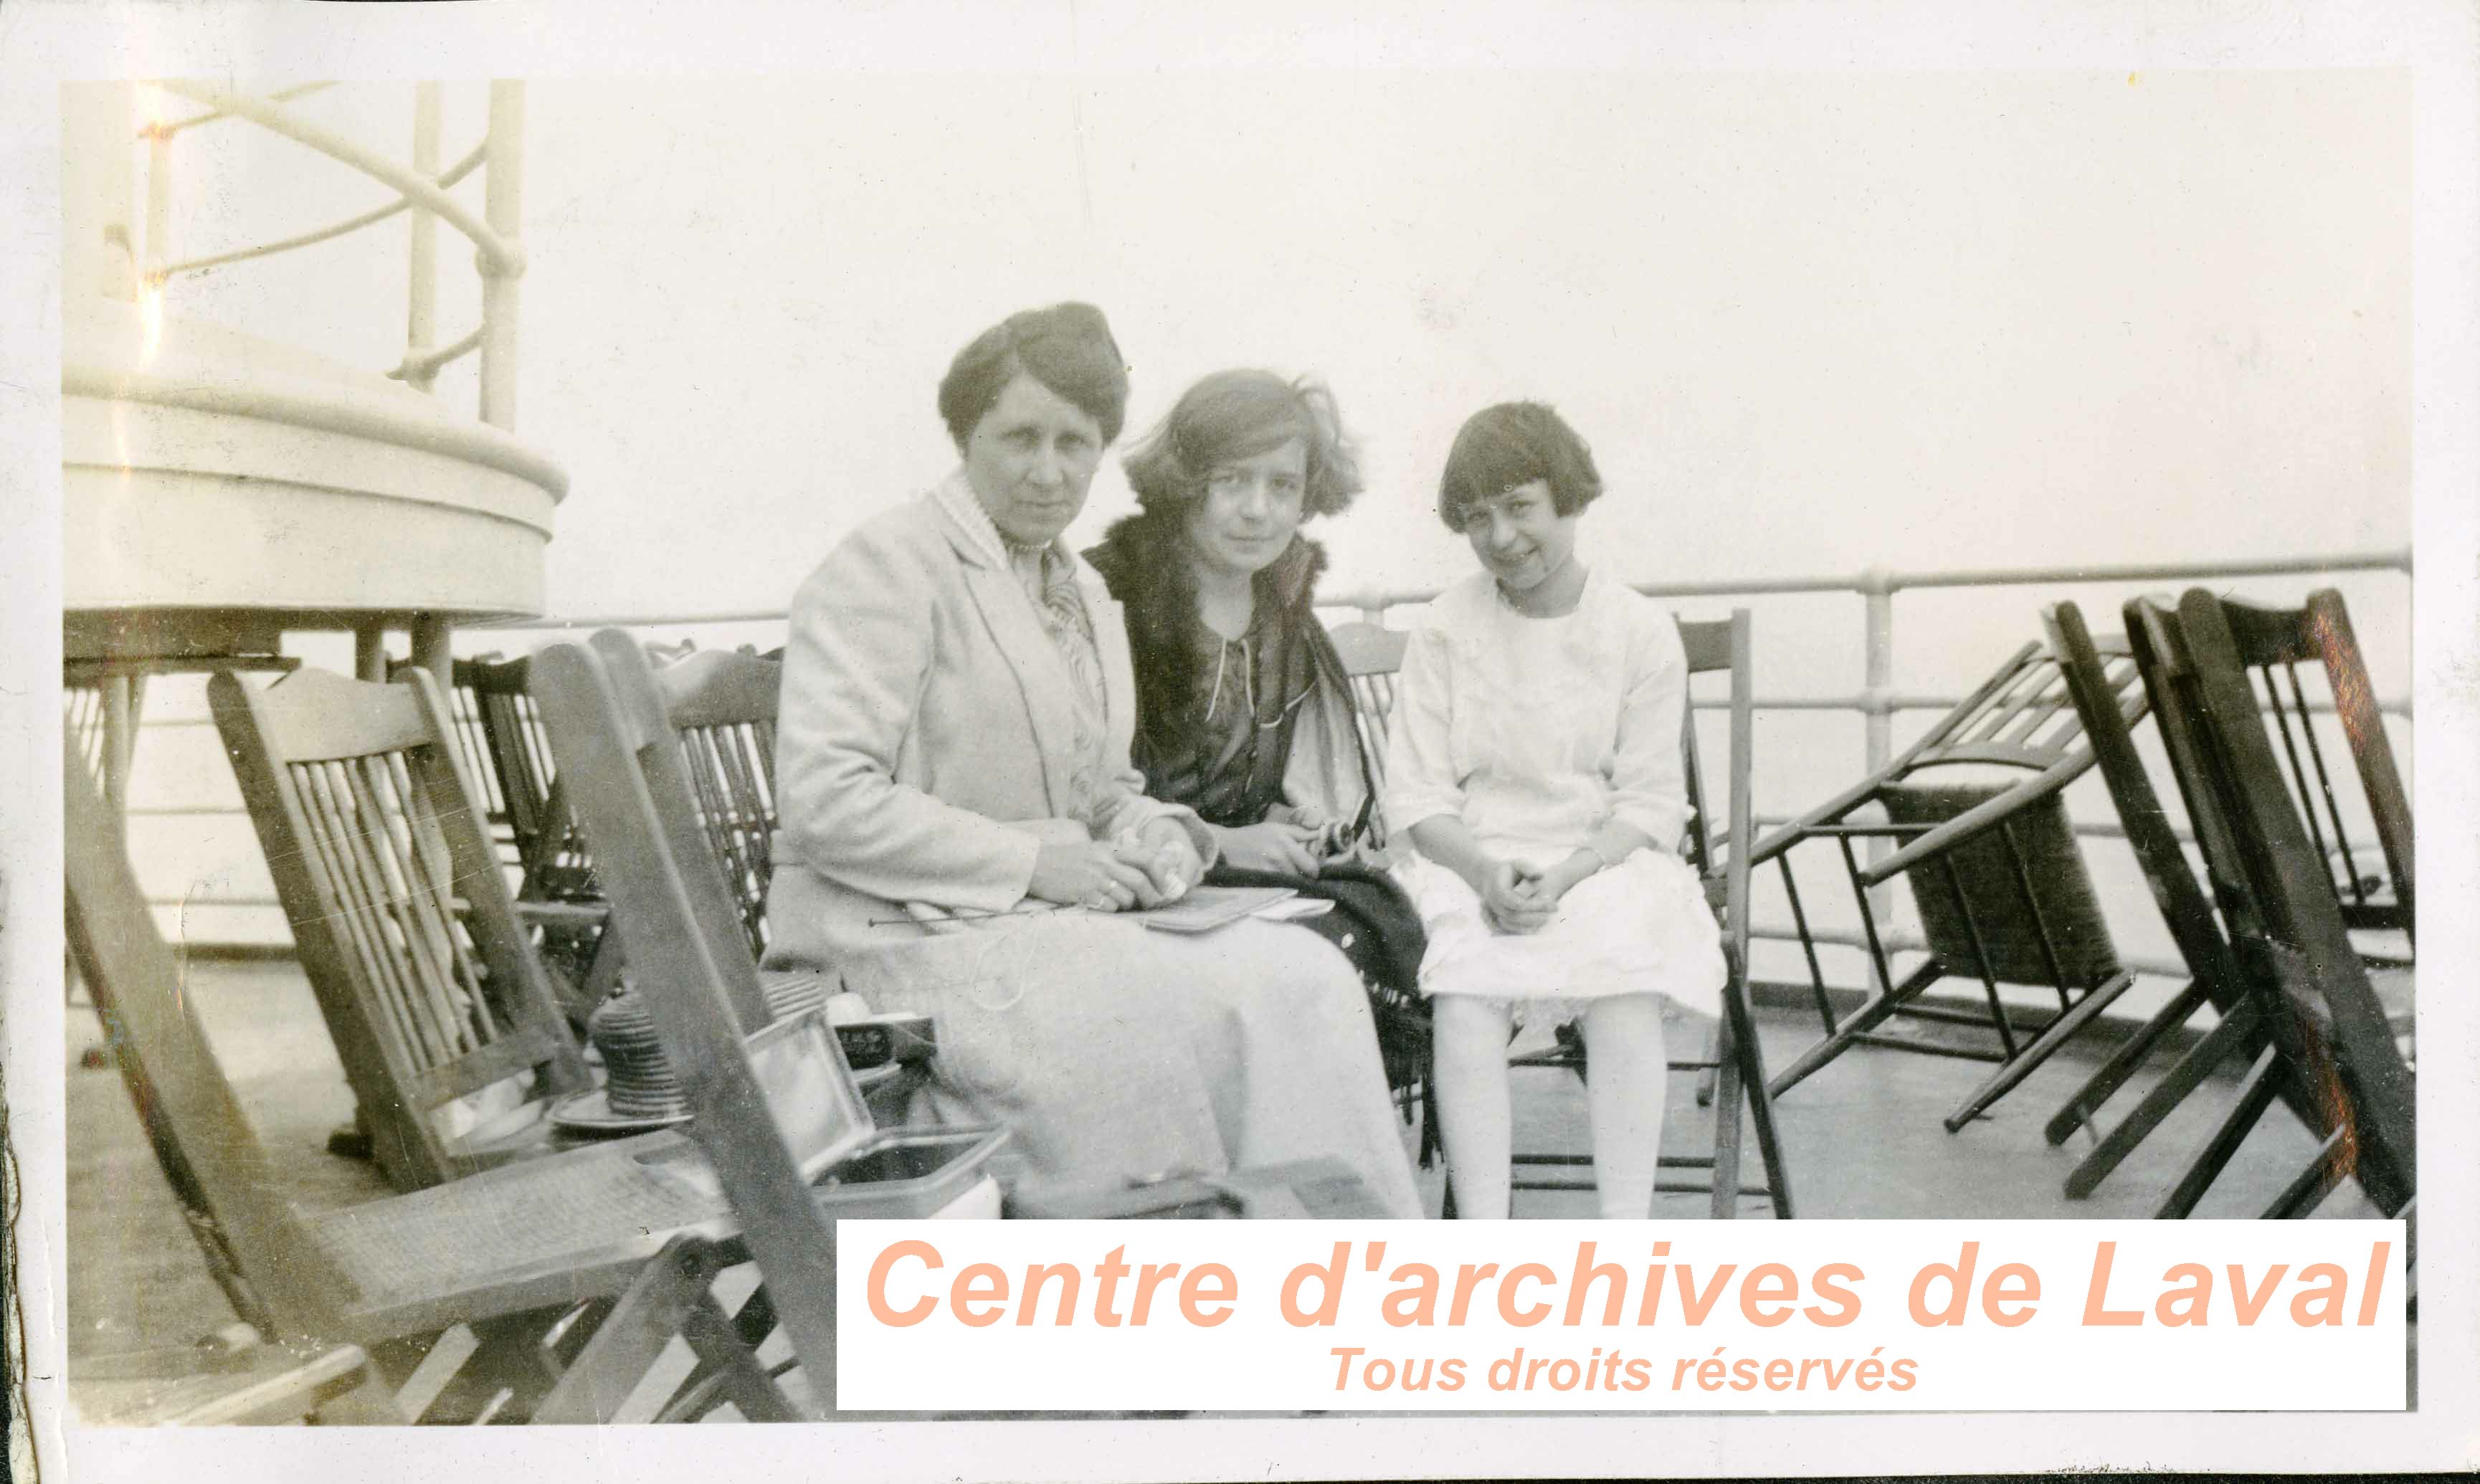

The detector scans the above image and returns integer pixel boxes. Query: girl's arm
[1387,625,1545,930]
[1381,625,1465,836]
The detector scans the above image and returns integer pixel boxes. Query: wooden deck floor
[64,958,2381,1371]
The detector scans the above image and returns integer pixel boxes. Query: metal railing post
[1859,566,1896,925]
[478,80,526,432]
[406,82,442,394]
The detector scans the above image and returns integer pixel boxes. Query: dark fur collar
[1085,511,1328,744]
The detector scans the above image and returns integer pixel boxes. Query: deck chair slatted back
[656,650,784,959]
[457,655,595,898]
[1901,642,2093,772]
[212,667,592,1192]
[2127,592,2414,1215]
[1326,619,1408,788]
[531,631,838,1414]
[1751,639,2146,1130]
[2192,594,2413,941]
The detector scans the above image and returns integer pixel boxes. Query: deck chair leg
[402,1313,574,1424]
[650,1274,797,1422]
[1719,967,1792,1218]
[1707,1014,1745,1220]
[1767,959,1941,1100]
[1942,970,2136,1132]
[310,1358,414,1424]
[655,1283,801,1422]
[2154,1043,2283,1219]
[2046,979,2213,1146]
[532,1236,726,1424]
[2262,1128,2349,1219]
[2065,1001,2260,1199]
[1693,1020,1721,1108]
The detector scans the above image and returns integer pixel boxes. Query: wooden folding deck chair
[655,648,785,959]
[2113,591,2413,1219]
[2038,601,2281,1197]
[1749,640,2142,1131]
[426,655,611,1017]
[210,666,594,1192]
[458,648,787,1012]
[1324,618,1437,1146]
[65,748,789,1424]
[526,632,924,1418]
[1465,612,1792,1219]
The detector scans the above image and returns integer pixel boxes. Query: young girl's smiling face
[1458,478,1578,595]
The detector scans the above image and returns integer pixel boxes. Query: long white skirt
[1396,846,1726,1018]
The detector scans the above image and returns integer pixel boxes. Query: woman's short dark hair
[938,302,1131,447]
[1436,401,1603,531]
[1121,369,1364,520]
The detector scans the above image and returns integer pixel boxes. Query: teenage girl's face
[1458,479,1577,594]
[961,374,1106,549]
[1184,437,1308,581]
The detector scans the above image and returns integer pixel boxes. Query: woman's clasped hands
[1027,819,1202,913]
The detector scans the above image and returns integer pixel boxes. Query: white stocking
[1582,995,1669,1219]
[1432,997,1515,1219]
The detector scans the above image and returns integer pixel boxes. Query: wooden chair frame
[530,631,842,1416]
[1325,618,1440,1147]
[2119,591,2413,1218]
[655,648,785,960]
[2038,601,2344,1205]
[456,648,787,1017]
[1748,640,2141,1131]
[65,747,782,1424]
[2037,601,2281,1198]
[1484,611,1793,1219]
[210,665,592,1192]
[451,655,591,895]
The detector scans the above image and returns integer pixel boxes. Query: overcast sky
[146,70,2409,693]
[111,67,2415,948]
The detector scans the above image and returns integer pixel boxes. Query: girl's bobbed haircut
[1436,401,1604,531]
[938,302,1131,447]
[1121,369,1364,520]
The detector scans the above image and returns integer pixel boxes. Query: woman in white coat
[761,303,1421,1216]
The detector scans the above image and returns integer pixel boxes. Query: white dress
[1382,570,1725,1016]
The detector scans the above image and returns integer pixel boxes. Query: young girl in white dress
[1385,403,1725,1219]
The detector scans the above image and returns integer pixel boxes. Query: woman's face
[1183,436,1308,582]
[961,374,1107,549]
[1458,478,1578,594]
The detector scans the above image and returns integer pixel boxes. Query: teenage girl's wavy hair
[1121,369,1364,520]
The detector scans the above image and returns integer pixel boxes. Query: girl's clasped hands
[1475,857,1585,936]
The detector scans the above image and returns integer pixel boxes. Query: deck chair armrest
[1858,752,2089,888]
[1744,779,1889,866]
